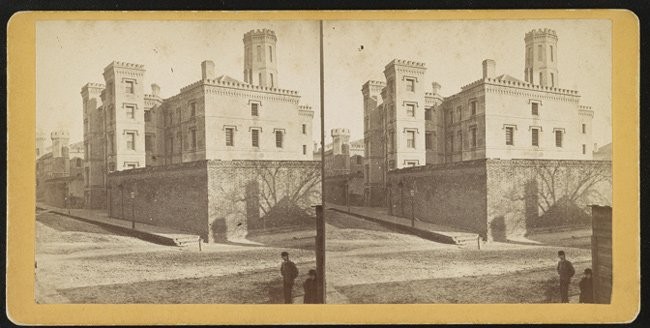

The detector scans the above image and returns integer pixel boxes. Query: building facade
[36,129,85,208]
[81,29,315,209]
[363,28,596,206]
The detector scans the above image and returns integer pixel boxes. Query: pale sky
[322,20,612,147]
[36,20,321,148]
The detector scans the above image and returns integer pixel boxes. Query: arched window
[550,45,554,61]
[269,46,273,62]
[270,73,274,87]
[256,45,262,62]
[258,73,262,86]
[537,45,543,61]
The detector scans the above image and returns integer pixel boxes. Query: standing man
[280,251,298,304]
[556,250,575,303]
[303,269,318,304]
[579,268,594,303]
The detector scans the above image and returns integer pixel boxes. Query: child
[579,268,594,303]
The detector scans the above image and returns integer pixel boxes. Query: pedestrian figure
[303,269,317,304]
[556,250,575,303]
[280,251,298,304]
[579,268,594,303]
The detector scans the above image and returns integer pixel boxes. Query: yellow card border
[7,10,640,325]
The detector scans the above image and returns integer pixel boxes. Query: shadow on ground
[58,261,317,304]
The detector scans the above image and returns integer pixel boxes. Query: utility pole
[130,191,135,229]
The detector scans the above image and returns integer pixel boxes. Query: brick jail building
[75,29,319,241]
[324,28,611,239]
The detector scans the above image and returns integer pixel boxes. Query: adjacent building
[81,28,315,209]
[36,129,85,208]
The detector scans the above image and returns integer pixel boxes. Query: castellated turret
[331,128,351,155]
[524,28,559,87]
[36,130,46,158]
[243,29,278,88]
[51,129,70,158]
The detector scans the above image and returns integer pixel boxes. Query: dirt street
[35,209,590,303]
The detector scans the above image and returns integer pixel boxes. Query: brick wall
[486,159,612,239]
[206,160,321,242]
[324,173,364,206]
[107,161,209,240]
[384,159,611,240]
[387,160,488,237]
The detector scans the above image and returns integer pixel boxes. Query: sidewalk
[327,204,480,248]
[36,203,199,246]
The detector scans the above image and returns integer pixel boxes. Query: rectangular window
[537,45,543,60]
[190,102,196,117]
[470,101,477,116]
[406,130,416,148]
[144,110,151,122]
[425,133,433,150]
[582,123,586,134]
[448,110,453,124]
[176,108,181,124]
[550,45,554,61]
[251,129,259,147]
[531,102,539,116]
[406,78,415,92]
[256,45,262,62]
[582,144,587,154]
[191,129,197,149]
[225,128,234,146]
[531,129,539,147]
[275,131,283,148]
[251,103,259,116]
[457,106,462,122]
[470,126,477,148]
[302,145,307,155]
[258,73,262,86]
[125,80,134,94]
[302,124,306,134]
[270,73,274,88]
[356,156,362,164]
[126,105,135,119]
[457,130,463,151]
[505,127,514,145]
[425,108,432,121]
[539,72,543,85]
[550,73,555,87]
[449,135,454,153]
[555,130,563,147]
[167,136,174,155]
[145,134,153,151]
[126,132,136,150]
[406,104,415,117]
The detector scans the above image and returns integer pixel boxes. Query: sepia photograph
[35,20,324,304]
[23,12,627,316]
[320,20,612,304]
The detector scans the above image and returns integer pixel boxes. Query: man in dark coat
[557,250,575,303]
[579,268,594,303]
[303,269,317,304]
[280,251,298,304]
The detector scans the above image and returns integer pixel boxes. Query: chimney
[151,83,160,96]
[201,60,216,80]
[482,59,496,79]
[431,82,441,95]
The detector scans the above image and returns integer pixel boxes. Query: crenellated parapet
[525,28,558,41]
[180,78,300,96]
[460,77,580,96]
